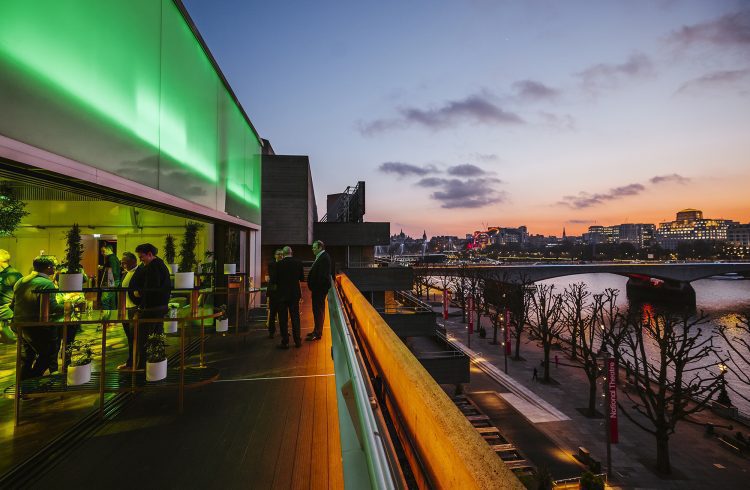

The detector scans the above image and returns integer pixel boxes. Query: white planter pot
[169,263,179,274]
[164,320,178,334]
[216,318,229,332]
[223,263,236,274]
[59,273,83,291]
[146,359,167,382]
[174,272,194,289]
[67,363,91,385]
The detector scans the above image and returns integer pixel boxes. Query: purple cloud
[513,80,560,101]
[378,161,437,177]
[417,176,506,209]
[650,174,691,185]
[676,69,750,94]
[668,9,750,49]
[576,52,655,92]
[559,183,645,209]
[447,164,487,177]
[358,93,524,135]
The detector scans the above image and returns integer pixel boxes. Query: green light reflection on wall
[0,0,261,220]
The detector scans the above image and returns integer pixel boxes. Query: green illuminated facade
[0,0,261,223]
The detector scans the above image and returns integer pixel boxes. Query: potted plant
[60,223,84,291]
[145,333,168,382]
[0,183,29,237]
[164,301,180,334]
[164,234,178,274]
[223,228,238,274]
[216,304,228,332]
[66,340,93,385]
[175,221,203,289]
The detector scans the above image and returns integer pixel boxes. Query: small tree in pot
[164,234,177,273]
[223,228,238,274]
[175,221,203,289]
[66,339,93,385]
[60,223,84,291]
[216,304,229,333]
[145,333,168,381]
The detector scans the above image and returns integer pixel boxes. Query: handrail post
[199,314,206,368]
[131,314,139,387]
[100,322,107,418]
[14,325,23,427]
[179,319,185,414]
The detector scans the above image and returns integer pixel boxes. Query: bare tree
[562,283,605,416]
[597,288,630,384]
[619,308,722,474]
[717,310,750,404]
[562,282,590,361]
[509,280,533,361]
[528,284,564,382]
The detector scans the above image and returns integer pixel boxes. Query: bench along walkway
[31,288,343,489]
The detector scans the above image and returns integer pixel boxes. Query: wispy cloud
[447,164,487,177]
[417,176,506,209]
[576,52,655,93]
[358,93,524,135]
[471,152,501,163]
[560,173,692,208]
[512,80,560,101]
[538,112,576,131]
[378,161,438,177]
[560,183,645,209]
[676,68,750,94]
[668,9,750,50]
[650,173,691,185]
[568,219,596,225]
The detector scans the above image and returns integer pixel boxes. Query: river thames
[538,273,750,414]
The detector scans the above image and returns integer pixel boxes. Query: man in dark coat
[12,255,65,378]
[306,240,332,341]
[274,246,304,348]
[132,243,171,368]
[266,248,283,338]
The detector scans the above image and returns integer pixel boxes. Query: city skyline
[184,1,750,237]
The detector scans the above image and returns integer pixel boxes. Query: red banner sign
[504,308,511,354]
[442,290,449,319]
[467,297,474,334]
[607,357,618,444]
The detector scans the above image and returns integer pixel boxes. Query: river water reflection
[539,274,750,414]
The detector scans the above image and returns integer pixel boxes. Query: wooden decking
[26,289,344,489]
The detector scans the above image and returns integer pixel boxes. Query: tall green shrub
[164,234,176,264]
[178,222,203,273]
[64,223,84,273]
[0,183,29,237]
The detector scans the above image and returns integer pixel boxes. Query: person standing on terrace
[99,244,121,310]
[306,240,332,342]
[132,243,171,368]
[266,248,284,339]
[11,255,65,378]
[275,246,304,349]
[0,249,22,344]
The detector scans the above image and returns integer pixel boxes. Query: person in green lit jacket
[99,244,121,310]
[12,255,65,379]
[0,249,22,344]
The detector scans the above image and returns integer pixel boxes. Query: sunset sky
[184,0,750,237]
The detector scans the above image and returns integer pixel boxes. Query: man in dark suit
[306,240,332,341]
[275,246,304,348]
[132,243,171,368]
[266,248,283,339]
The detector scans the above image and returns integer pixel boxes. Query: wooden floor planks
[28,289,344,489]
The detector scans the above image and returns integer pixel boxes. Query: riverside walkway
[20,289,343,489]
[434,301,749,489]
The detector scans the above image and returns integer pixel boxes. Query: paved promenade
[433,301,749,489]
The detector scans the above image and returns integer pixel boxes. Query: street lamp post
[598,345,612,477]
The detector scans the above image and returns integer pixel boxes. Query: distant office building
[429,235,461,252]
[656,209,737,250]
[728,223,750,247]
[583,223,655,248]
[487,226,528,245]
[583,225,619,244]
